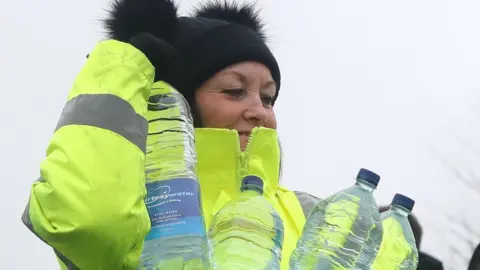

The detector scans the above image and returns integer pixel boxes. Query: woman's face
[195,61,277,151]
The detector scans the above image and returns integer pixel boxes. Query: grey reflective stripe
[294,191,322,218]
[54,250,79,270]
[56,94,147,153]
[21,178,44,236]
[22,189,80,270]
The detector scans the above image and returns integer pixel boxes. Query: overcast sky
[2,0,480,269]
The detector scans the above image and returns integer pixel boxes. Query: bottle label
[144,178,205,240]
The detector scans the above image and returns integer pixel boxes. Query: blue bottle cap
[356,168,381,187]
[241,175,264,194]
[391,193,415,211]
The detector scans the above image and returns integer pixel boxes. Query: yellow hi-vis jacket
[21,39,321,270]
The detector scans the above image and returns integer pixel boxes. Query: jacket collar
[195,127,280,196]
[195,127,281,223]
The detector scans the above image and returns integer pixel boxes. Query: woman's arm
[21,39,154,269]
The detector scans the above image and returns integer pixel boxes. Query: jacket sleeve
[21,40,154,270]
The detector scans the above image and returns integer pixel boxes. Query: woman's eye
[222,88,245,97]
[261,95,274,106]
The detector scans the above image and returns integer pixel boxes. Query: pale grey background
[1,0,479,269]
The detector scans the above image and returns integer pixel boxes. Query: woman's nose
[242,93,268,125]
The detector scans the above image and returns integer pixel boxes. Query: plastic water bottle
[372,194,419,270]
[207,175,284,269]
[138,82,207,270]
[290,168,383,270]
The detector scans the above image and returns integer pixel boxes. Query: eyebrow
[226,70,246,83]
[264,80,276,88]
[222,69,277,93]
[228,70,276,86]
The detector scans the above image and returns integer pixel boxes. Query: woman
[21,0,320,269]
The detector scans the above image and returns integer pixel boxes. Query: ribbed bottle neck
[355,179,376,192]
[390,205,411,217]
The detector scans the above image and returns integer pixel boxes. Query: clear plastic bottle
[207,175,284,270]
[138,82,207,270]
[371,194,419,270]
[290,168,383,270]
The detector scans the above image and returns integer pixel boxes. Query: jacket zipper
[237,128,257,183]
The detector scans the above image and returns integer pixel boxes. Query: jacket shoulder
[277,186,321,218]
[292,190,322,217]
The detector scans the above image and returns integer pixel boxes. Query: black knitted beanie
[103,0,281,108]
